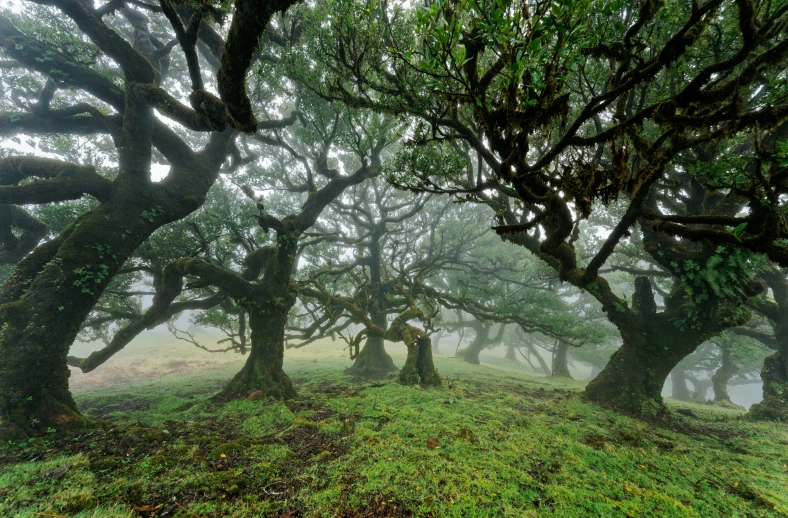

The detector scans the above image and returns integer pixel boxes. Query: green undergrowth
[1,356,787,517]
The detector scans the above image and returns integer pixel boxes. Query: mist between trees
[1,0,788,443]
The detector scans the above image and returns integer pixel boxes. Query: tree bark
[456,321,489,365]
[712,347,735,402]
[748,268,788,421]
[0,194,206,438]
[585,312,704,415]
[398,335,441,386]
[750,322,788,420]
[551,340,573,379]
[346,334,396,378]
[670,367,692,401]
[504,343,520,363]
[217,229,299,400]
[218,305,296,400]
[584,276,743,415]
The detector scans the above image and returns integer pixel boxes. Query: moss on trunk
[218,228,300,401]
[749,350,788,421]
[0,307,87,440]
[750,275,788,421]
[217,302,297,400]
[399,336,441,387]
[0,202,165,440]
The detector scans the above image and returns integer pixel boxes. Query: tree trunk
[750,323,788,420]
[218,307,296,400]
[398,335,441,386]
[551,340,572,379]
[346,334,396,378]
[456,322,489,365]
[670,367,692,401]
[585,316,700,415]
[0,201,177,438]
[217,229,299,400]
[347,310,395,377]
[582,275,734,415]
[712,347,735,402]
[525,342,551,375]
[347,226,396,378]
[504,344,520,363]
[0,129,229,439]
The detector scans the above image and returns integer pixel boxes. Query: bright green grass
[1,353,787,517]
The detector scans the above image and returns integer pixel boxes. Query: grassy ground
[1,341,787,517]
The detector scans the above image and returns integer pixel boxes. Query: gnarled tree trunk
[551,340,572,379]
[585,325,697,415]
[399,335,441,386]
[218,305,296,400]
[504,344,520,363]
[347,314,395,378]
[584,276,747,415]
[749,268,788,421]
[712,347,735,402]
[585,278,710,415]
[456,321,489,365]
[750,322,788,420]
[0,174,224,439]
[218,229,299,400]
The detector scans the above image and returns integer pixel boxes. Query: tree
[744,267,788,419]
[304,0,788,414]
[67,95,393,399]
[666,333,766,404]
[292,184,459,384]
[0,0,302,438]
[291,181,435,378]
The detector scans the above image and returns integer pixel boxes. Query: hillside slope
[1,353,786,517]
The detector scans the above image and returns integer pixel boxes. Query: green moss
[211,437,251,459]
[1,355,786,517]
[292,416,319,428]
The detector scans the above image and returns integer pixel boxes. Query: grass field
[1,338,787,517]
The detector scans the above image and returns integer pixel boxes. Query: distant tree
[667,332,767,404]
[289,181,435,379]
